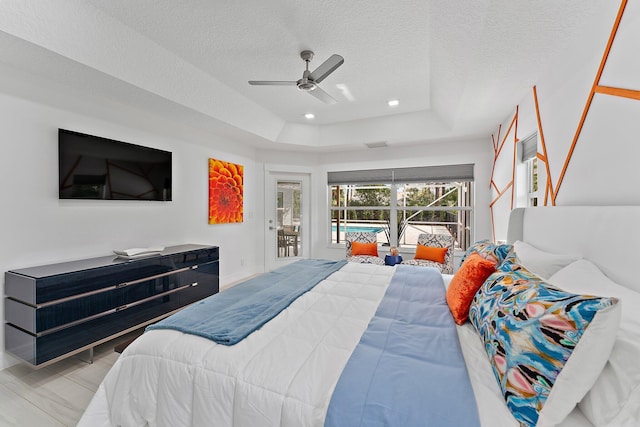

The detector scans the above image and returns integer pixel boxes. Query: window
[520,132,539,207]
[328,165,474,251]
[527,157,539,206]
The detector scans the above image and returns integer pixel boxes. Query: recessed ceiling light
[365,141,388,149]
[304,113,315,119]
[388,99,399,107]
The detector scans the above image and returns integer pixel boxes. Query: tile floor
[0,331,139,426]
[0,280,249,427]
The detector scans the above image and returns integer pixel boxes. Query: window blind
[520,133,538,162]
[328,164,474,185]
[327,168,393,185]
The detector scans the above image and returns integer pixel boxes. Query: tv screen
[58,129,172,201]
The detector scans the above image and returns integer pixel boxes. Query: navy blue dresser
[4,244,219,367]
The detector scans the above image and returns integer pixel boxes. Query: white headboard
[507,206,640,293]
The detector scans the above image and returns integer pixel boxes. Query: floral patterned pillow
[461,239,513,266]
[468,264,620,427]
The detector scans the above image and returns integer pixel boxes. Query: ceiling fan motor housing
[297,79,316,91]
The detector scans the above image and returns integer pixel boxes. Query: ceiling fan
[249,50,344,104]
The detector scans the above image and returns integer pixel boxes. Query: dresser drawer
[5,266,200,334]
[4,244,219,367]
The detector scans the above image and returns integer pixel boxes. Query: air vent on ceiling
[365,141,388,149]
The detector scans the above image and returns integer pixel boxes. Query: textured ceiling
[85,0,432,125]
[0,0,617,151]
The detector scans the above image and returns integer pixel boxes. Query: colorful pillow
[468,263,620,427]
[498,251,536,275]
[461,239,512,266]
[446,253,497,325]
[350,241,378,257]
[414,244,448,264]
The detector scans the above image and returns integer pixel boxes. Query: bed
[78,206,640,427]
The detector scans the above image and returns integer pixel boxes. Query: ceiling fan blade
[308,85,337,104]
[309,54,344,83]
[248,80,297,85]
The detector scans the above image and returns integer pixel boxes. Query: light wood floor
[0,331,139,426]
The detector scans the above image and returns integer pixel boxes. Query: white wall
[257,138,494,268]
[490,1,640,241]
[0,93,263,368]
[0,77,496,371]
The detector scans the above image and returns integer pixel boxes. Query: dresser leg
[74,347,94,364]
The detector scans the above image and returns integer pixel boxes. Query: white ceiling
[0,0,615,152]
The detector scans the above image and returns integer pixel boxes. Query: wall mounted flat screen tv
[59,129,172,201]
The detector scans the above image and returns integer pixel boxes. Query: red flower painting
[208,158,243,224]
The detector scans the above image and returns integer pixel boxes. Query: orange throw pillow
[350,241,379,257]
[414,245,448,264]
[446,253,497,325]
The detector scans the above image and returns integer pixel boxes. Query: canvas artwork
[208,158,244,224]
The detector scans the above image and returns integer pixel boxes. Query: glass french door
[265,172,309,271]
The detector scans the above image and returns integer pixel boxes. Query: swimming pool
[331,225,385,234]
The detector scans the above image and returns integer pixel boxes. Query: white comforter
[79,263,592,427]
[79,262,395,427]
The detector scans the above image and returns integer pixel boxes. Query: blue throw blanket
[325,265,481,427]
[147,259,347,345]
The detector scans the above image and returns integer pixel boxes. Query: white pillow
[550,259,640,427]
[513,240,578,279]
[540,300,620,427]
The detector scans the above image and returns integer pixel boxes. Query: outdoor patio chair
[402,232,455,273]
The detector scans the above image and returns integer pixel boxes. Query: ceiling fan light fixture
[297,80,316,92]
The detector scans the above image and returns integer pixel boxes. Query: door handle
[269,226,276,230]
